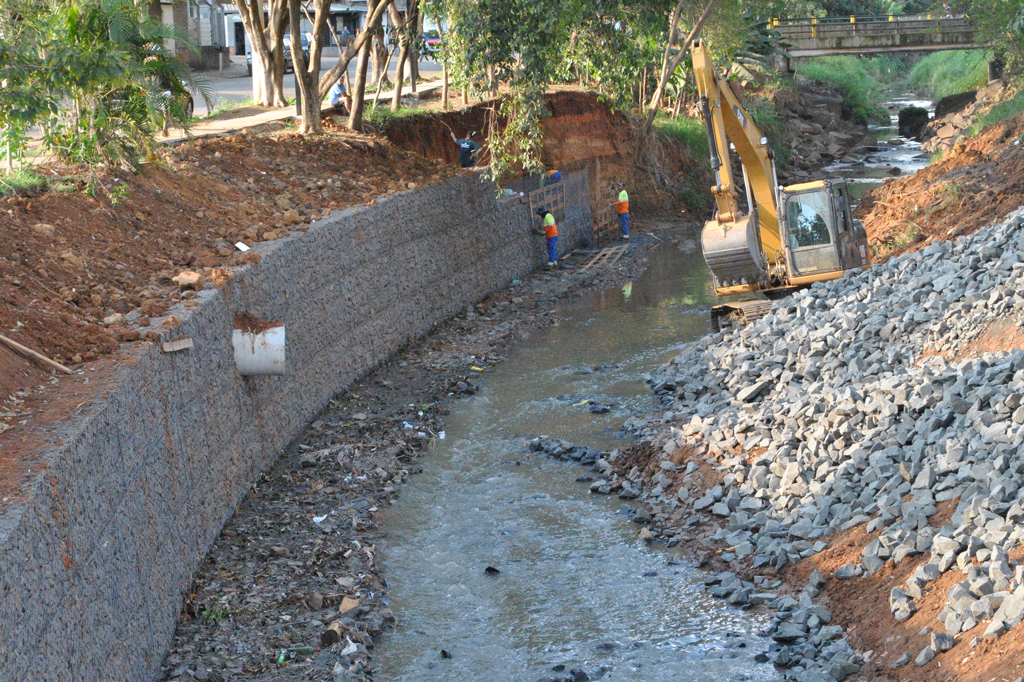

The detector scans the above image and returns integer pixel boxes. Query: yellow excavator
[691,39,870,330]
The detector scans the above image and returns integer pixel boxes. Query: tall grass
[796,57,891,126]
[654,114,708,160]
[968,86,1024,136]
[653,114,715,216]
[908,50,990,100]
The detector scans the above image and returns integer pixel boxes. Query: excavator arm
[691,39,782,292]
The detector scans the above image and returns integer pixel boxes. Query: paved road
[197,55,443,115]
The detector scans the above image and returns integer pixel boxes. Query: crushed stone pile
[612,207,1024,678]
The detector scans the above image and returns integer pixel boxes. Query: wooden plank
[580,244,628,272]
[0,332,74,374]
[161,338,194,353]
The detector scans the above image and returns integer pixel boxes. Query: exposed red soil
[0,129,465,505]
[920,315,1024,364]
[378,89,707,215]
[233,311,280,334]
[857,112,1024,262]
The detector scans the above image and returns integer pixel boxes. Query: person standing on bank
[537,208,558,267]
[616,182,630,239]
[451,131,482,168]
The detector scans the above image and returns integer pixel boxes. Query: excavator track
[710,300,774,333]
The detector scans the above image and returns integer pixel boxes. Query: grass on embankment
[0,168,48,197]
[968,86,1024,136]
[795,56,892,126]
[908,50,991,101]
[653,114,715,214]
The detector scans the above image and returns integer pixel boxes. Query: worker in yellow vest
[616,182,630,239]
[537,208,558,266]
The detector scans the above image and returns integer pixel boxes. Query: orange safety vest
[617,189,629,214]
[544,213,558,238]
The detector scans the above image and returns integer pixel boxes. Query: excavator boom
[692,39,781,295]
[691,38,869,311]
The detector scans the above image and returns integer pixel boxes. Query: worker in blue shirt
[451,131,481,168]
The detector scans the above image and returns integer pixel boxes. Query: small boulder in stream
[898,106,930,140]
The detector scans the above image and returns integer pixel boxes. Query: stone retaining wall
[0,171,591,682]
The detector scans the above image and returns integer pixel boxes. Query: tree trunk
[644,0,721,130]
[391,43,408,111]
[288,0,321,134]
[409,0,421,84]
[371,33,387,87]
[372,43,397,110]
[348,0,376,130]
[316,0,394,100]
[441,59,449,110]
[462,86,468,106]
[236,0,288,106]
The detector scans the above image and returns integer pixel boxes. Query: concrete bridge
[772,14,983,58]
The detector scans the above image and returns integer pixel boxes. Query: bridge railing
[771,14,973,40]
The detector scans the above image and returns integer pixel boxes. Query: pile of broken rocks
[538,206,1024,680]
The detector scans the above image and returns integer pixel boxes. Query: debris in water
[485,566,501,575]
[440,649,453,659]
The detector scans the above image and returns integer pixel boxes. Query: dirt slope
[857,112,1024,262]
[379,89,707,215]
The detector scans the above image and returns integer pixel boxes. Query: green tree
[26,0,212,167]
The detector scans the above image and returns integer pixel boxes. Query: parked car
[422,29,440,55]
[246,34,311,76]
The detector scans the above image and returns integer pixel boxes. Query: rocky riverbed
[533,206,1024,681]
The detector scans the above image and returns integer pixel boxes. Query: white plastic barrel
[232,325,286,376]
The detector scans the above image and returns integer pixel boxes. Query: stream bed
[374,91,933,682]
[376,236,780,682]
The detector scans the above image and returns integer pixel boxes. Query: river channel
[374,92,931,681]
[375,237,779,682]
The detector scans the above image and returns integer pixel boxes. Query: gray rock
[914,646,935,666]
[833,563,858,580]
[737,381,769,403]
[773,621,808,642]
[891,652,911,669]
[930,631,955,652]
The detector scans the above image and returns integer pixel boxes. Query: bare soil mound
[857,112,1024,262]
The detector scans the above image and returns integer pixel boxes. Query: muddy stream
[375,239,778,682]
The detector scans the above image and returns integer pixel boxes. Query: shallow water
[825,92,934,205]
[376,236,780,682]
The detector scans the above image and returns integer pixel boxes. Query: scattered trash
[321,620,347,647]
[312,513,329,524]
[485,566,501,575]
[440,649,453,659]
[234,242,250,252]
[622,281,632,299]
[340,637,359,656]
[403,421,414,429]
[470,365,484,371]
[438,431,446,440]
[338,596,360,614]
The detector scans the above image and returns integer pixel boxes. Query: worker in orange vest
[616,182,630,239]
[537,208,558,266]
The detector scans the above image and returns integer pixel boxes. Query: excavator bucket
[701,211,768,293]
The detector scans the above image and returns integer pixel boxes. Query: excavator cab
[690,38,871,331]
[779,179,869,285]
